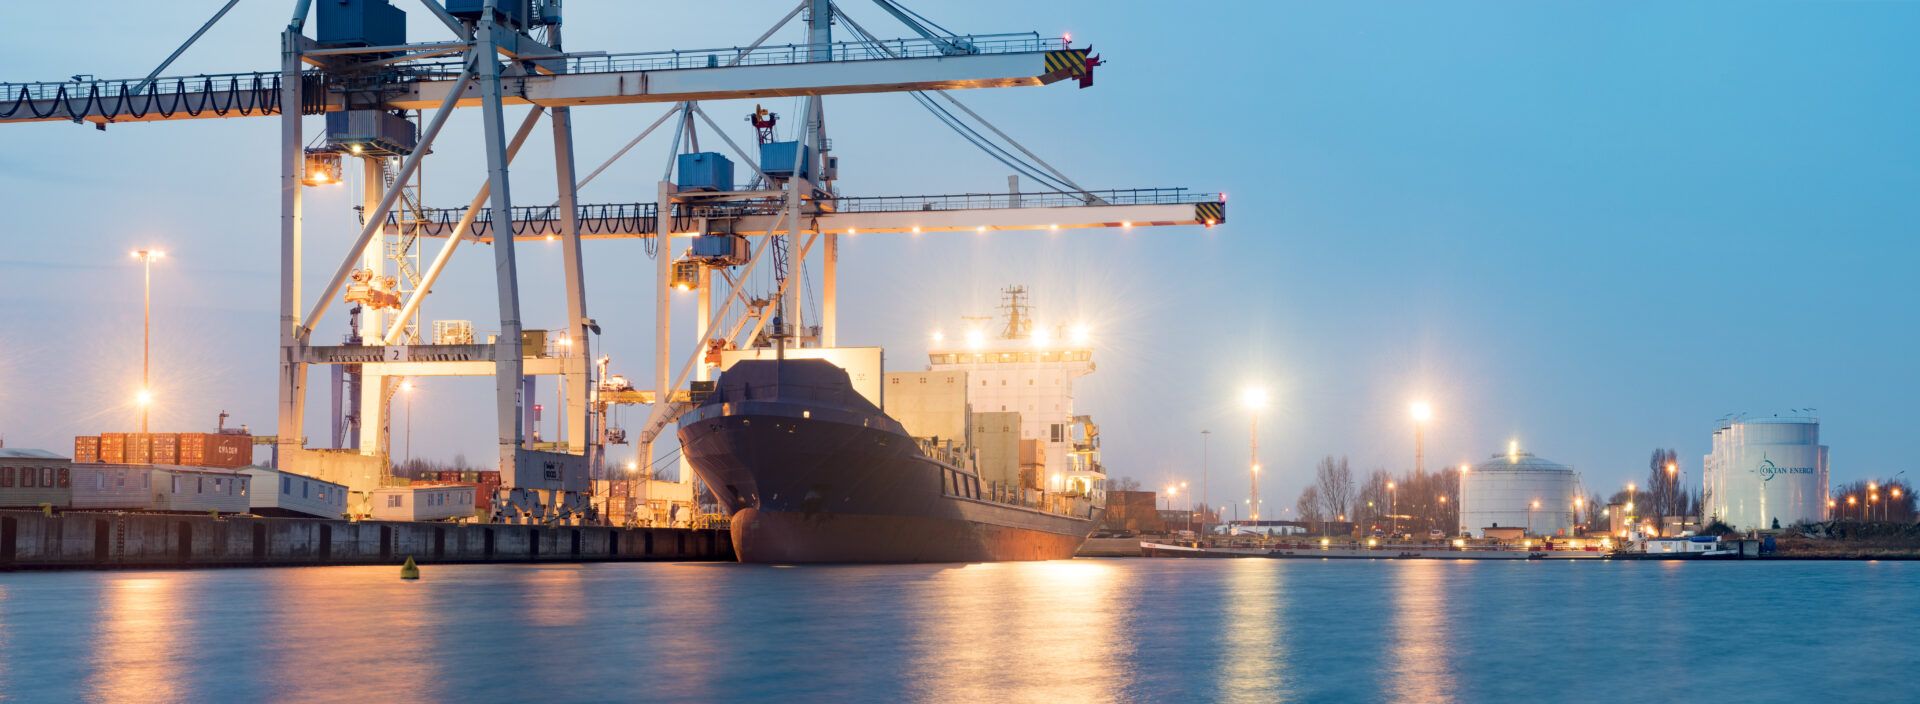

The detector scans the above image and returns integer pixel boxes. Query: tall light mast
[1243,388,1267,520]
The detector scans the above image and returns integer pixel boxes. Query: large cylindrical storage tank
[1703,418,1827,530]
[1461,452,1580,538]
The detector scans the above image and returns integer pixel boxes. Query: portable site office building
[71,463,251,513]
[367,483,476,522]
[0,449,73,509]
[241,466,349,519]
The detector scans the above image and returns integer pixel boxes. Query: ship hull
[678,359,1100,563]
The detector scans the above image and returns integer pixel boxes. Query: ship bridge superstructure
[926,287,1102,496]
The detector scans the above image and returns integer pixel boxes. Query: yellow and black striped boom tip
[1196,201,1225,226]
[1045,49,1091,76]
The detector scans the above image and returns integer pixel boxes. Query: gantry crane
[0,0,1224,525]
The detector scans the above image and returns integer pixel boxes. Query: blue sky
[2,1,1916,514]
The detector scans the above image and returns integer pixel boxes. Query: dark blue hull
[676,359,1100,563]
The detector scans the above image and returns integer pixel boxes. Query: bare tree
[1356,468,1393,528]
[1646,449,1685,528]
[1295,485,1325,523]
[1112,476,1142,492]
[1315,456,1354,524]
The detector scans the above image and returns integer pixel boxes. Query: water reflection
[521,565,588,628]
[88,577,184,702]
[1386,561,1456,702]
[906,561,1129,703]
[634,564,727,697]
[261,567,444,702]
[1219,559,1289,701]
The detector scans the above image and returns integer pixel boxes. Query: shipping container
[100,433,127,464]
[125,433,152,464]
[73,436,101,464]
[179,433,253,468]
[150,433,180,465]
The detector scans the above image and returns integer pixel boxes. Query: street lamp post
[1528,499,1539,537]
[401,381,415,467]
[1243,388,1267,520]
[130,249,164,433]
[1459,464,1470,536]
[1388,481,1397,538]
[1200,429,1210,530]
[1410,402,1430,476]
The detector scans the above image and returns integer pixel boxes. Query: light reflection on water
[1386,561,1455,703]
[260,567,446,703]
[907,561,1129,703]
[88,577,184,703]
[1219,559,1289,701]
[0,559,1914,701]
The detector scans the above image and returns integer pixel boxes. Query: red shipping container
[180,433,253,468]
[74,437,101,464]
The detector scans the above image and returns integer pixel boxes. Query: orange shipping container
[74,437,101,464]
[150,433,180,464]
[125,433,152,464]
[100,433,128,463]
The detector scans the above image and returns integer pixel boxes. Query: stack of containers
[101,433,128,463]
[150,433,180,464]
[74,437,101,463]
[475,470,501,511]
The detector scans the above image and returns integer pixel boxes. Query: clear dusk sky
[2,1,1916,514]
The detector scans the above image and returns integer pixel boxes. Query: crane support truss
[381,189,1227,241]
[0,34,1086,124]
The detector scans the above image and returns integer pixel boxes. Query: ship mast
[998,285,1033,340]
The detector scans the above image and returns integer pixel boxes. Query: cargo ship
[677,286,1107,563]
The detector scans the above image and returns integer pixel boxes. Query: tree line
[1294,456,1460,536]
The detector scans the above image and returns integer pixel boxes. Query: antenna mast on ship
[998,285,1033,340]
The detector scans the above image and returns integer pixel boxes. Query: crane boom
[0,34,1091,125]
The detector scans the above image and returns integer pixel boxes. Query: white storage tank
[1461,451,1581,538]
[1703,417,1827,530]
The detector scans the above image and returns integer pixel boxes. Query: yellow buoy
[400,556,420,580]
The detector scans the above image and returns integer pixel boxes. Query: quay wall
[0,510,733,570]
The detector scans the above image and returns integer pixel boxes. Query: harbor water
[0,559,1914,702]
